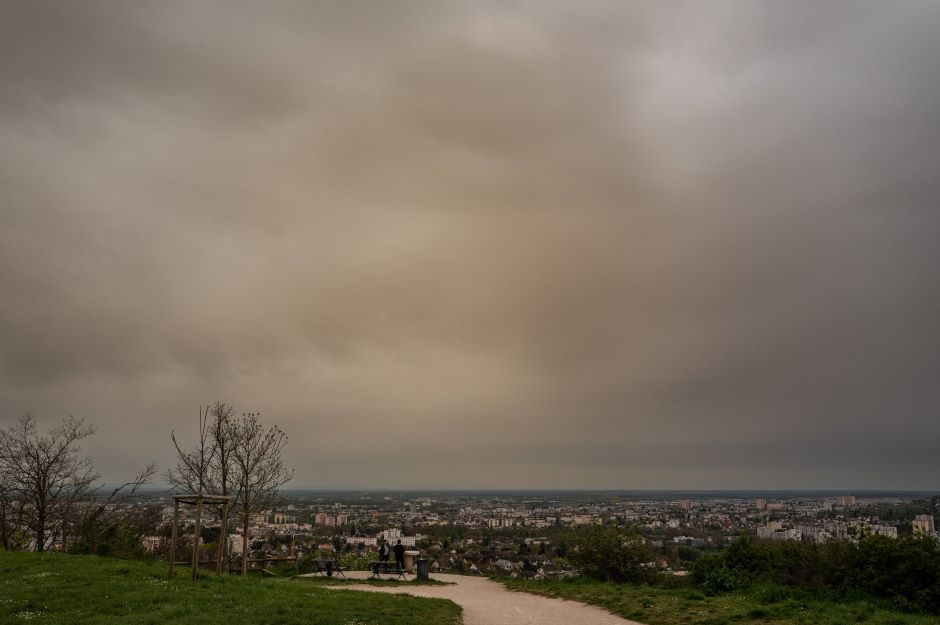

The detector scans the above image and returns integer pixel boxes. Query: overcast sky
[1,1,939,490]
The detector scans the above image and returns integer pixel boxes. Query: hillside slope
[0,551,461,625]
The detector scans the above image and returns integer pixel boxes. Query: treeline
[0,414,158,555]
[0,404,294,573]
[563,525,940,614]
[691,535,940,614]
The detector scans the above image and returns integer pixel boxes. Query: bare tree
[71,462,159,554]
[0,414,98,551]
[0,472,14,550]
[165,406,215,495]
[165,402,244,569]
[207,403,235,488]
[230,412,293,574]
[207,402,237,564]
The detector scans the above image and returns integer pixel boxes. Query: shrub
[692,535,940,614]
[691,554,742,594]
[565,525,652,583]
[338,551,375,571]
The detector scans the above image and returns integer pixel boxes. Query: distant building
[913,515,935,535]
[346,536,378,547]
[486,517,516,529]
[824,520,848,540]
[673,535,705,547]
[314,512,347,527]
[756,498,767,511]
[378,528,421,546]
[758,527,801,542]
[141,536,163,553]
[873,525,898,539]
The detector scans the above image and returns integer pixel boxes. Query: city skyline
[2,1,940,490]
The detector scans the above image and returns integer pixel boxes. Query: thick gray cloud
[1,1,939,489]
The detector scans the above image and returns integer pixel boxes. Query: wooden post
[217,499,229,575]
[191,494,203,581]
[168,498,180,578]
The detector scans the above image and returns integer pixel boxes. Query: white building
[485,517,515,529]
[378,528,421,547]
[913,515,935,535]
[873,525,898,539]
[346,536,378,547]
[141,536,163,553]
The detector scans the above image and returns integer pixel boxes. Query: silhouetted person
[393,539,406,570]
[379,539,391,562]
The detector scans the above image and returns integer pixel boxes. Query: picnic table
[369,560,408,580]
[310,558,345,577]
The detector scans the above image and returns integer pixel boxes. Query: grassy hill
[0,551,461,625]
[502,577,938,625]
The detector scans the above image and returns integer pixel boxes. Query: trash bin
[403,550,420,572]
[416,557,429,581]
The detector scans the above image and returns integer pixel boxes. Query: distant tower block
[913,515,935,535]
[756,498,768,511]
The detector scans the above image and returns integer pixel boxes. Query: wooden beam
[168,498,180,578]
[217,499,229,575]
[191,494,203,581]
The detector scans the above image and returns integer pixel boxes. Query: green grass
[501,577,938,625]
[0,551,461,625]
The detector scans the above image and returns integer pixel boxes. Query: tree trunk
[241,512,249,575]
[36,509,45,552]
[0,496,7,550]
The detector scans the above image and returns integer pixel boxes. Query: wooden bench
[369,561,407,580]
[310,559,346,577]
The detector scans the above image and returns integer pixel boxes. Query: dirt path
[312,572,646,625]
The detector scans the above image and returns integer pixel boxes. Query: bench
[369,561,407,580]
[310,559,346,578]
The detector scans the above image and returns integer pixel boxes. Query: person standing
[379,539,391,562]
[393,539,406,570]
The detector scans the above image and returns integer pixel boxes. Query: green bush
[297,553,321,574]
[691,535,940,614]
[68,524,148,559]
[297,550,375,573]
[565,525,652,583]
[338,551,375,571]
[691,554,742,594]
[677,545,702,562]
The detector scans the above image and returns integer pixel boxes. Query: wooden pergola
[167,493,232,580]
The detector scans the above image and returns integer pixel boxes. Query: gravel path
[311,572,646,625]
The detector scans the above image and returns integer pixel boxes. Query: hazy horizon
[2,1,939,490]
